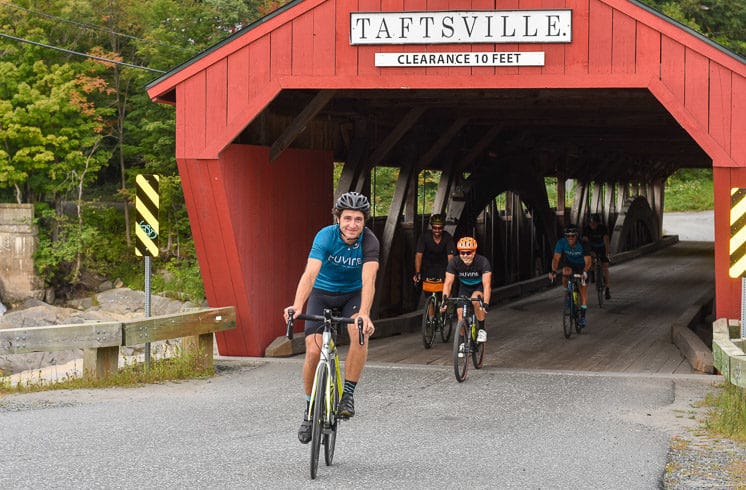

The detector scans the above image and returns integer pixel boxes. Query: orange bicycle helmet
[456,236,477,251]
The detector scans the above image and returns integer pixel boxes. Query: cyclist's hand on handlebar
[548,271,557,282]
[355,314,375,337]
[413,273,421,285]
[283,306,299,323]
[582,271,588,282]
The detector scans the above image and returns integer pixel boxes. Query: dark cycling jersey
[554,237,590,267]
[446,254,491,289]
[583,223,609,251]
[309,225,379,293]
[416,230,456,280]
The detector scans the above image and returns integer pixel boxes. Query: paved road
[1,358,718,489]
[1,215,719,488]
[662,210,714,242]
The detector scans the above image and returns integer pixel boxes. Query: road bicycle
[420,278,454,348]
[444,295,486,382]
[591,253,605,308]
[286,308,364,480]
[559,273,585,339]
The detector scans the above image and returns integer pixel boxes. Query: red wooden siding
[182,146,333,356]
[145,0,746,352]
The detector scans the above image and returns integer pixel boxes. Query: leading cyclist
[548,225,592,327]
[283,192,380,444]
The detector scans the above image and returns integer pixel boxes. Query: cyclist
[440,236,491,343]
[548,225,592,326]
[283,191,380,444]
[583,213,612,300]
[413,213,456,297]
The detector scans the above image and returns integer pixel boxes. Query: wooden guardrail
[0,306,236,380]
[712,318,746,389]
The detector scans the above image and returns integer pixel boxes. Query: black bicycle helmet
[564,224,579,236]
[335,191,370,214]
[429,214,445,226]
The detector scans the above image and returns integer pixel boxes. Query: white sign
[375,51,545,67]
[350,10,572,45]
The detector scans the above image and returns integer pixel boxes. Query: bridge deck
[352,241,714,374]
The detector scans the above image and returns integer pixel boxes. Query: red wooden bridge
[147,0,744,357]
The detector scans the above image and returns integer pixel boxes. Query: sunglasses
[459,251,474,256]
[431,226,444,231]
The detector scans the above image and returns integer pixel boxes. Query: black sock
[343,379,357,396]
[478,320,485,330]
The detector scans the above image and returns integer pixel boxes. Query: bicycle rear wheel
[453,320,469,382]
[323,364,338,466]
[595,263,605,308]
[440,307,453,343]
[421,295,437,349]
[562,292,573,339]
[310,366,326,479]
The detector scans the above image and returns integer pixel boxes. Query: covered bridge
[147,0,746,356]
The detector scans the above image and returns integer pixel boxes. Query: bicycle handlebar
[442,295,486,309]
[286,309,365,345]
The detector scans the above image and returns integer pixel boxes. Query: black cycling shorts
[559,261,585,275]
[304,288,361,335]
[590,246,609,263]
[457,285,483,300]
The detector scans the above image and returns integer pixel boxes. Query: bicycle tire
[453,319,469,382]
[574,294,583,334]
[472,317,485,369]
[595,262,605,308]
[440,307,453,343]
[422,295,437,349]
[310,365,326,479]
[323,361,338,466]
[562,291,573,339]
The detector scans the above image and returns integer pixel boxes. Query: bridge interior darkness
[238,88,711,178]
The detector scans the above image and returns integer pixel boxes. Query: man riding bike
[583,213,612,300]
[440,236,491,342]
[283,191,380,444]
[413,213,456,302]
[549,225,592,327]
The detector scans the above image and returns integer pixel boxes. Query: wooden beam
[0,322,122,355]
[417,117,468,171]
[335,119,369,197]
[269,90,336,162]
[456,125,501,172]
[122,307,236,346]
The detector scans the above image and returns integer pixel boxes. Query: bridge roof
[146,0,746,180]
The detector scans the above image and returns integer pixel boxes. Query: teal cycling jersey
[309,225,379,293]
[554,237,590,266]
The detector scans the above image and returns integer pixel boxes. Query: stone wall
[0,204,43,305]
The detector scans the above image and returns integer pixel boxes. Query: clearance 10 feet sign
[350,10,572,68]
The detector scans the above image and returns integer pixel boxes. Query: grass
[0,348,213,395]
[664,168,713,212]
[701,381,746,441]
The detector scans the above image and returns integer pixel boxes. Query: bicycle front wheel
[453,320,469,382]
[324,362,338,466]
[310,366,327,479]
[472,321,485,369]
[422,295,437,349]
[440,307,453,343]
[562,292,573,339]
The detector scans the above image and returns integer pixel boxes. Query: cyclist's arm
[414,252,423,280]
[481,271,492,306]
[441,272,455,299]
[550,251,561,273]
[355,261,379,334]
[286,258,322,319]
[584,254,592,272]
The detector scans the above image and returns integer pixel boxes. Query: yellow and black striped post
[135,174,160,258]
[136,174,159,368]
[730,187,746,338]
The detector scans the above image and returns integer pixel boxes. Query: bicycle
[558,273,585,339]
[286,308,364,480]
[444,295,486,382]
[591,253,605,308]
[420,278,454,348]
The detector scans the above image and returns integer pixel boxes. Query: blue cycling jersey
[309,225,379,293]
[554,237,589,266]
